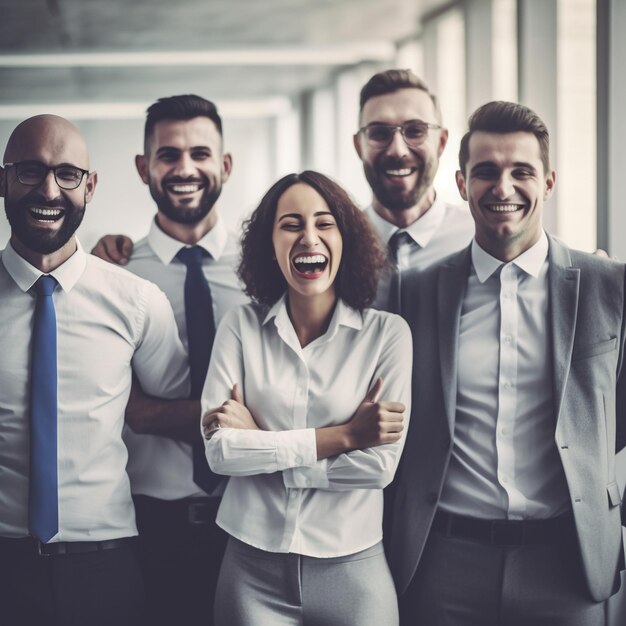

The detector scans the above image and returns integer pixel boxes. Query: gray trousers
[400,527,607,626]
[215,537,399,626]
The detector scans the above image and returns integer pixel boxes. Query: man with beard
[354,69,474,311]
[0,115,189,625]
[91,95,247,626]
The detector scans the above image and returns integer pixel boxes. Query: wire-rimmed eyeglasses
[358,120,441,149]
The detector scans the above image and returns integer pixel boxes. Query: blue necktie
[29,275,59,543]
[177,246,221,494]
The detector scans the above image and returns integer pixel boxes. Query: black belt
[432,510,574,546]
[133,495,218,526]
[0,536,134,557]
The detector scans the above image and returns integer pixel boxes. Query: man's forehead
[4,115,89,167]
[467,131,543,165]
[149,116,221,148]
[361,88,437,124]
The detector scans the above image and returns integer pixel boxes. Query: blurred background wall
[1,0,624,256]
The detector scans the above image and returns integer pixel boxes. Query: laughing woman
[201,171,412,626]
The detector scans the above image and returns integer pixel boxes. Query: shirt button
[289,490,298,498]
[294,455,302,464]
[501,427,508,436]
[501,475,508,484]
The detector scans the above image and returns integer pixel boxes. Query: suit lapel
[548,236,580,423]
[438,246,471,435]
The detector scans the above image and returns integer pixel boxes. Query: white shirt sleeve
[131,281,190,399]
[206,428,318,476]
[282,314,412,490]
[202,307,319,475]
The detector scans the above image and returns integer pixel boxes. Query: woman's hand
[202,384,260,439]
[314,377,405,459]
[344,378,405,449]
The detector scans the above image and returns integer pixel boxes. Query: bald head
[4,114,90,169]
[2,114,97,269]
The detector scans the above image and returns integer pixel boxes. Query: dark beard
[363,158,434,212]
[149,177,222,225]
[5,191,86,255]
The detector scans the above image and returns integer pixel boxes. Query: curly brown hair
[238,171,388,310]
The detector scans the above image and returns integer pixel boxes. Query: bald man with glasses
[0,114,189,626]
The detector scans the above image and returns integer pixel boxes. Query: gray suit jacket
[387,235,626,602]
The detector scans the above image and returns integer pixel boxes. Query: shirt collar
[148,213,228,265]
[263,294,363,336]
[2,238,87,294]
[471,231,549,283]
[366,194,446,248]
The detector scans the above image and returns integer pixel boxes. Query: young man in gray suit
[389,100,626,625]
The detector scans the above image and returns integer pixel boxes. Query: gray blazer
[387,235,626,602]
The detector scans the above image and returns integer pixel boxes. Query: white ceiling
[0,0,448,110]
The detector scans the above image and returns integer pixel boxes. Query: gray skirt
[214,537,399,626]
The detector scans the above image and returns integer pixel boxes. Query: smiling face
[136,116,232,232]
[1,115,96,257]
[456,130,556,261]
[354,88,447,225]
[271,183,343,306]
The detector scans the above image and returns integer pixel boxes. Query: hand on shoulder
[91,234,133,265]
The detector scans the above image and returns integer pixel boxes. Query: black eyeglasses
[358,120,441,149]
[3,160,90,190]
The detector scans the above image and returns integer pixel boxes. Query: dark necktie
[177,246,221,494]
[29,275,59,543]
[387,231,409,314]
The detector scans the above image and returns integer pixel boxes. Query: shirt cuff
[283,459,331,489]
[274,428,317,470]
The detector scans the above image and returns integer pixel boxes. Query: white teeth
[385,168,413,177]
[294,254,326,264]
[170,184,201,193]
[486,204,523,212]
[30,207,62,217]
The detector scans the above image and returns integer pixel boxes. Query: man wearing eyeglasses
[354,69,474,312]
[0,114,189,626]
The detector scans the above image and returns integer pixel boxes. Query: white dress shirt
[201,297,412,557]
[0,241,189,541]
[439,233,570,520]
[123,216,248,500]
[365,197,474,310]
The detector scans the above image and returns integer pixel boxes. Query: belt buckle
[490,520,524,546]
[36,540,56,557]
[187,501,210,525]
